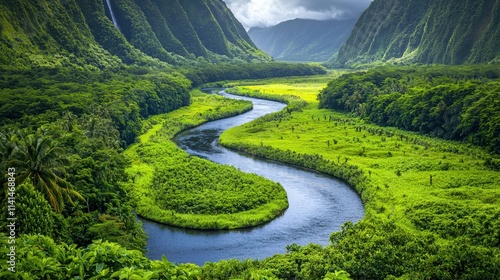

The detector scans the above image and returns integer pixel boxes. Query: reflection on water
[141,90,364,265]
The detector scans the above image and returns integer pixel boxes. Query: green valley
[318,65,500,153]
[4,68,498,279]
[1,0,500,278]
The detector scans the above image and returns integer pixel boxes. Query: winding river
[140,90,364,265]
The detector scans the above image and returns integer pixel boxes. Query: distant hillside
[0,0,270,69]
[248,18,356,62]
[333,0,500,67]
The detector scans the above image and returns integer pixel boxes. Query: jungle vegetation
[3,66,499,278]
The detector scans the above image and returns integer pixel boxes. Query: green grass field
[124,90,288,229]
[226,72,346,103]
[220,77,500,240]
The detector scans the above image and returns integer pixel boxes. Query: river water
[140,91,364,265]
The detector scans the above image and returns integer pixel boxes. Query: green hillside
[0,0,270,69]
[333,0,500,67]
[249,19,356,62]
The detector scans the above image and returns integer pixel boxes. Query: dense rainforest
[332,0,500,67]
[0,45,323,249]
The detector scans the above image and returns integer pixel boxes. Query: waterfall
[105,0,121,32]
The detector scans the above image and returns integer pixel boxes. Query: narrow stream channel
[140,90,364,265]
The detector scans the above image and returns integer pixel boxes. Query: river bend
[140,90,364,265]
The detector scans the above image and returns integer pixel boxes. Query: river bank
[124,90,288,230]
[125,89,363,264]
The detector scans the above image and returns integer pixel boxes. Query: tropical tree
[79,113,121,149]
[8,128,84,212]
[1,182,57,237]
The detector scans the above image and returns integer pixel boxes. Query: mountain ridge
[248,18,356,62]
[333,0,500,67]
[0,0,270,69]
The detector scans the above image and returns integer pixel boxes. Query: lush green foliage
[125,91,288,229]
[0,67,192,250]
[219,75,500,278]
[1,119,147,251]
[3,233,356,279]
[183,62,327,87]
[0,234,203,279]
[318,65,500,153]
[0,183,61,239]
[2,0,498,275]
[7,128,84,213]
[77,0,148,66]
[179,0,231,56]
[0,67,191,146]
[334,0,500,67]
[10,0,497,277]
[111,0,177,64]
[0,0,123,69]
[136,0,189,57]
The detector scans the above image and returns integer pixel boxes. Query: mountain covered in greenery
[333,0,500,67]
[0,0,270,69]
[248,18,356,62]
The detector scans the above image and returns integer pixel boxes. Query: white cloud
[224,0,372,29]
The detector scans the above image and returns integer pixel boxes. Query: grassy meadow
[226,71,349,103]
[220,75,500,240]
[124,90,288,229]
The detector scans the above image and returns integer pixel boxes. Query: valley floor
[216,74,500,278]
[7,72,498,279]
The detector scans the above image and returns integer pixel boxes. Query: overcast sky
[224,0,373,29]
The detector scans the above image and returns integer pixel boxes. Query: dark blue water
[140,91,364,265]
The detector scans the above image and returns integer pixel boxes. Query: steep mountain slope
[334,0,500,67]
[0,0,269,69]
[0,0,122,69]
[249,18,356,62]
[154,0,207,57]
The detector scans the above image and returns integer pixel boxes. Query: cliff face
[0,0,269,69]
[334,0,500,67]
[249,18,356,62]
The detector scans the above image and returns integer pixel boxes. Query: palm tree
[61,111,77,132]
[81,114,120,148]
[9,128,84,212]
